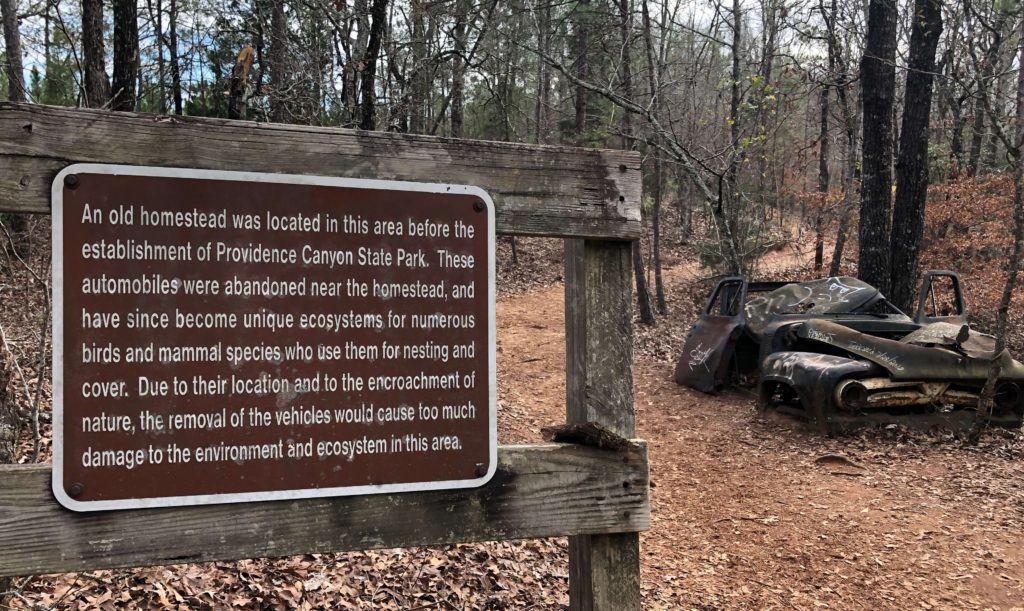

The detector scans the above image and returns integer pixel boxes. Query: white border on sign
[52,163,498,512]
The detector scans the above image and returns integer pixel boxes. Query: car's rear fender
[758,351,881,433]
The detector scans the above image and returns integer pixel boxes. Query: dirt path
[15,241,1024,609]
[496,247,1024,610]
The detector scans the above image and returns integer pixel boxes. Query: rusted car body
[674,272,1024,433]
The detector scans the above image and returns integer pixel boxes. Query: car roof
[744,276,881,334]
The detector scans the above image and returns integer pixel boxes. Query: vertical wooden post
[564,238,640,610]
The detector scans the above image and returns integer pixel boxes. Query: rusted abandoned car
[674,271,1024,433]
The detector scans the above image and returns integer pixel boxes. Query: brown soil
[494,242,1024,610]
[11,236,1024,609]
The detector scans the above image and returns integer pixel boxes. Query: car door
[915,270,967,325]
[673,277,748,392]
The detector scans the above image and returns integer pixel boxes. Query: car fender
[759,351,882,432]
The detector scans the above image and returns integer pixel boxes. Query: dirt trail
[496,245,1024,609]
[14,239,1024,609]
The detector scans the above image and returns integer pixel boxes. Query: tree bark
[815,86,830,271]
[450,0,468,138]
[408,0,429,134]
[857,0,898,295]
[167,0,182,113]
[615,0,654,326]
[966,4,1007,177]
[533,0,551,144]
[0,0,26,102]
[976,14,1024,430]
[346,0,369,124]
[147,0,166,112]
[81,0,111,108]
[111,0,140,111]
[358,0,388,130]
[968,98,985,176]
[641,0,665,313]
[269,0,289,122]
[889,0,942,312]
[573,0,590,138]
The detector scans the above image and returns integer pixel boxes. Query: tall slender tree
[858,0,898,294]
[269,0,289,122]
[616,0,655,326]
[641,0,666,313]
[889,0,942,312]
[815,85,829,271]
[82,0,111,107]
[358,0,388,130]
[573,0,591,141]
[112,0,140,110]
[0,0,25,102]
[168,0,182,113]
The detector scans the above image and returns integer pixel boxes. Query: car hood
[796,319,1024,381]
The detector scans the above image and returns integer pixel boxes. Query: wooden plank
[564,239,641,611]
[564,239,636,435]
[0,103,642,240]
[0,443,649,578]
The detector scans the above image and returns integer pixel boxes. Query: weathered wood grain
[0,443,649,578]
[0,104,642,239]
[564,239,641,611]
[564,239,636,436]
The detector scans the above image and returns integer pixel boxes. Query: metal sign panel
[52,164,496,511]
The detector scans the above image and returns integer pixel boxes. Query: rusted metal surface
[673,278,746,392]
[676,273,1024,434]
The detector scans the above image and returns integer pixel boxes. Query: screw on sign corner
[474,463,487,477]
[473,200,485,213]
[64,174,80,190]
[67,482,85,498]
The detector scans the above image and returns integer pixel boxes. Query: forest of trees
[1,0,1023,323]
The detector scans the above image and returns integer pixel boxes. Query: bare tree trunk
[359,0,388,130]
[82,0,111,107]
[146,0,167,112]
[889,0,942,312]
[968,98,985,177]
[983,69,1008,170]
[821,0,856,276]
[573,0,590,139]
[0,0,26,102]
[347,0,369,124]
[815,86,830,271]
[641,0,665,313]
[616,0,655,326]
[450,0,468,138]
[976,14,1024,433]
[169,0,182,114]
[408,0,428,134]
[858,0,898,295]
[967,4,1007,177]
[111,0,140,111]
[726,0,742,199]
[269,0,289,122]
[533,0,551,144]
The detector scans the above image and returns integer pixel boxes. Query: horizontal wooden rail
[0,443,649,577]
[0,104,642,240]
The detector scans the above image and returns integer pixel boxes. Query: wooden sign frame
[0,103,649,610]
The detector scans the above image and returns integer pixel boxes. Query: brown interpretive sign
[52,165,496,511]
